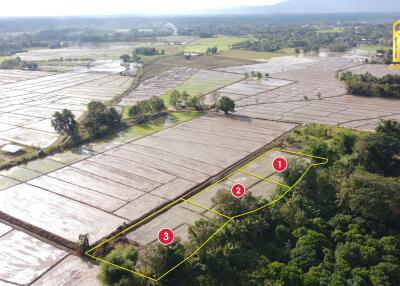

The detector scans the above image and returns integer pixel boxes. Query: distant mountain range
[223,0,400,14]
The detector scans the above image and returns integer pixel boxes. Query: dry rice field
[2,54,400,284]
[0,70,132,148]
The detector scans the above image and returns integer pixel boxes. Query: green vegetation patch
[184,37,253,53]
[161,72,242,107]
[113,111,201,142]
[316,27,345,34]
[221,48,294,60]
[0,166,41,182]
[340,71,400,98]
[22,158,65,174]
[356,44,390,52]
[0,175,20,190]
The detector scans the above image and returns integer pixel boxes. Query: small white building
[1,144,25,154]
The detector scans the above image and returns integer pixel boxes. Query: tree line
[340,72,400,98]
[51,101,122,144]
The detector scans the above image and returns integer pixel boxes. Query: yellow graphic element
[393,19,400,63]
[86,148,328,281]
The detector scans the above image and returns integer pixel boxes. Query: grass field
[184,37,253,53]
[356,45,390,52]
[160,73,242,106]
[117,111,201,140]
[220,48,295,60]
[316,27,345,34]
[0,56,14,63]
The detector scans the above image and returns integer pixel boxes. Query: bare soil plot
[0,70,132,148]
[217,56,317,75]
[16,42,142,61]
[119,67,198,106]
[48,166,145,201]
[0,184,126,243]
[125,201,228,246]
[0,70,52,86]
[344,64,400,77]
[224,57,400,130]
[150,54,256,70]
[31,255,101,286]
[160,70,243,105]
[0,114,296,246]
[0,230,66,285]
[0,222,12,237]
[29,175,127,213]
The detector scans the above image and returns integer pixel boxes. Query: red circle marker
[272,157,287,172]
[158,228,174,245]
[231,183,246,198]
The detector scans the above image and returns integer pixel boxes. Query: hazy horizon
[0,0,399,17]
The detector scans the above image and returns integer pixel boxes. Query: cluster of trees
[120,51,140,63]
[169,90,203,111]
[245,71,269,80]
[51,101,122,143]
[233,39,280,52]
[98,119,400,286]
[206,46,218,55]
[135,46,164,56]
[0,56,38,70]
[373,48,393,65]
[340,72,400,98]
[128,96,166,122]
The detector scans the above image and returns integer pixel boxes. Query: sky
[0,0,285,17]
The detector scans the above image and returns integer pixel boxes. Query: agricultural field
[184,37,253,53]
[0,114,297,251]
[0,70,133,148]
[354,44,390,52]
[86,148,326,281]
[211,56,400,131]
[0,224,67,285]
[316,27,345,34]
[119,67,198,106]
[120,66,243,107]
[217,55,318,74]
[160,69,243,106]
[1,32,400,286]
[16,42,143,62]
[220,48,295,61]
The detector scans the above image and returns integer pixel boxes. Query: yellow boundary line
[85,148,328,281]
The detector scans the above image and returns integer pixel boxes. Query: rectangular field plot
[88,199,230,281]
[0,70,132,147]
[186,170,284,217]
[0,184,126,243]
[86,148,327,281]
[0,230,66,285]
[239,149,320,187]
[31,255,100,286]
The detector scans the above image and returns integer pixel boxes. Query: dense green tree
[376,119,400,138]
[51,109,80,142]
[98,245,146,286]
[357,133,400,176]
[169,90,181,107]
[218,96,235,114]
[83,101,122,138]
[340,170,400,224]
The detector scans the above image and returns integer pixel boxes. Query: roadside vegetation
[98,119,400,285]
[340,72,400,98]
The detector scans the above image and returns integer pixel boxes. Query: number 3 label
[158,228,174,245]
